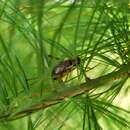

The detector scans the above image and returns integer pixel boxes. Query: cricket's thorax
[52,57,80,80]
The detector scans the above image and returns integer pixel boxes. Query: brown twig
[1,62,130,121]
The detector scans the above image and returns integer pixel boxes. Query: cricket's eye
[68,60,73,65]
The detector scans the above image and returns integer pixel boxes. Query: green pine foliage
[0,0,130,130]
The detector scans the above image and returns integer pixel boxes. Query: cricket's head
[76,57,80,64]
[72,57,80,66]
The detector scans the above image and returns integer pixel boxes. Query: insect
[52,57,80,80]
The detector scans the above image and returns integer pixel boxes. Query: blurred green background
[0,0,130,130]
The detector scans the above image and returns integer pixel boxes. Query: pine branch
[0,62,130,121]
